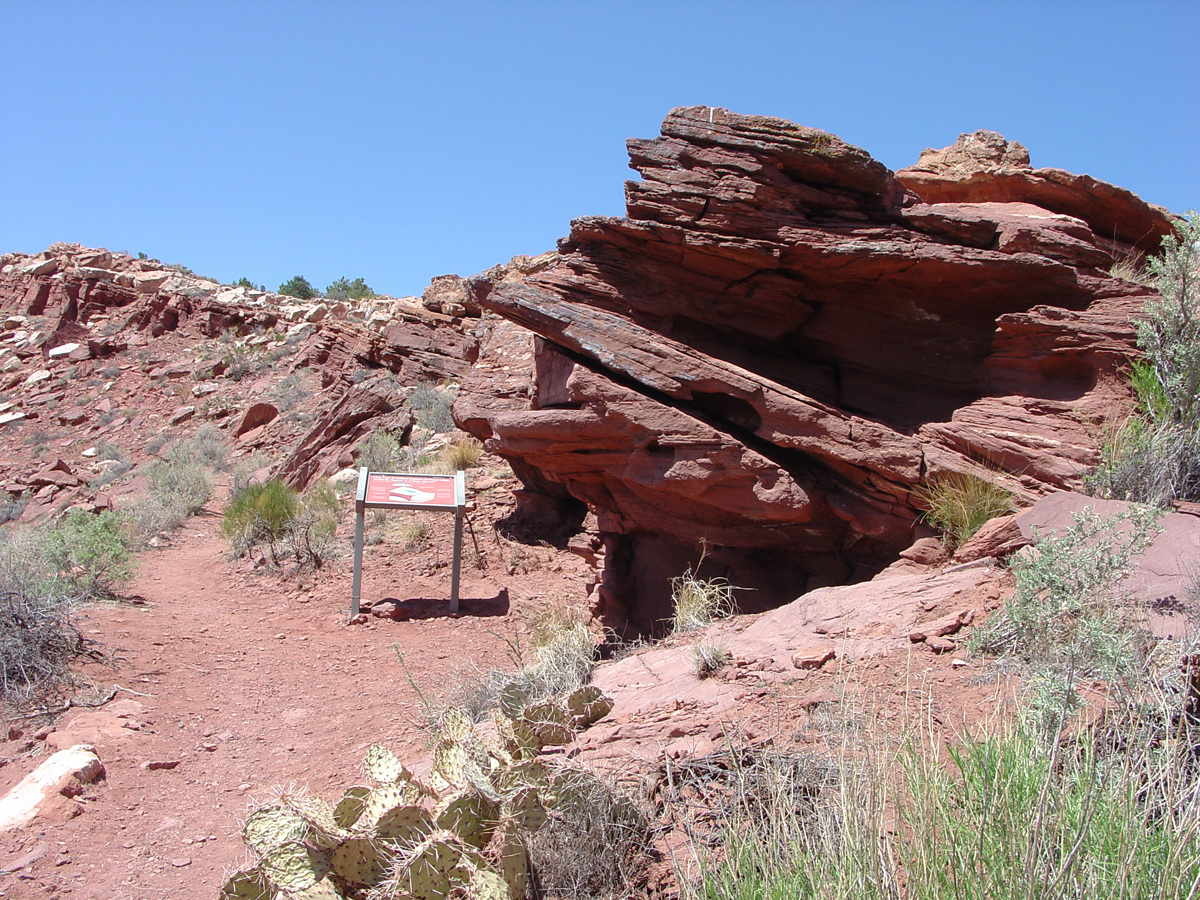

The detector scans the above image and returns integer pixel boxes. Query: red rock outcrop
[456,107,1174,635]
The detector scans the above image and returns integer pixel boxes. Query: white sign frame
[350,468,466,618]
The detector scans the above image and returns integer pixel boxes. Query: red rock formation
[456,107,1174,635]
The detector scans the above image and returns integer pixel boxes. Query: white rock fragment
[0,744,103,832]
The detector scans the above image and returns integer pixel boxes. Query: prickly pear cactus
[220,683,613,899]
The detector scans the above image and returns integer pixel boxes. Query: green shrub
[1135,212,1200,427]
[223,479,339,571]
[917,471,1014,549]
[278,275,318,300]
[1091,213,1200,506]
[325,276,375,300]
[222,479,300,566]
[47,509,136,600]
[968,505,1158,731]
[409,383,455,433]
[356,429,403,472]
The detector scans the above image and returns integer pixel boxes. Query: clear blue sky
[2,1,1196,299]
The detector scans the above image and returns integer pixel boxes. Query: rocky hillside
[454,107,1175,634]
[0,108,1176,640]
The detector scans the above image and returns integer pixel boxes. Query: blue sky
[2,1,1197,298]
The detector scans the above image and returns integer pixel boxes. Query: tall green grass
[683,720,1200,900]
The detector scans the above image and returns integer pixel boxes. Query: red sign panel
[364,472,458,509]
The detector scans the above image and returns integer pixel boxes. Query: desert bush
[1091,213,1200,505]
[679,716,1200,900]
[221,342,257,382]
[0,530,82,704]
[917,471,1014,549]
[400,518,432,550]
[285,481,342,570]
[172,423,229,471]
[222,479,300,566]
[527,763,653,899]
[409,382,455,433]
[439,608,599,723]
[356,429,403,472]
[45,509,136,601]
[968,505,1158,729]
[1088,415,1200,507]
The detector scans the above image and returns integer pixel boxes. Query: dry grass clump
[917,471,1014,549]
[671,554,737,634]
[440,436,482,471]
[427,607,599,725]
[691,640,729,678]
[528,764,654,899]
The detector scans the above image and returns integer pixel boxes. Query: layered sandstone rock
[456,107,1174,635]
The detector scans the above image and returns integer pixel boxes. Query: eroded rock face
[456,107,1174,635]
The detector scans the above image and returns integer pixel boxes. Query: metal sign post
[351,467,467,619]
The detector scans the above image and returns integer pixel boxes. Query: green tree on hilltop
[326,276,375,300]
[278,275,317,300]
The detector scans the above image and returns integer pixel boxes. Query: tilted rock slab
[456,106,1173,634]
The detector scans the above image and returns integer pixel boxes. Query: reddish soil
[0,475,596,900]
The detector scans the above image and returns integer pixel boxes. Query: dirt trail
[0,505,586,899]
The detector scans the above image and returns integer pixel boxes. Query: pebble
[168,857,191,868]
[140,759,181,770]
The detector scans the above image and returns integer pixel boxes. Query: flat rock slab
[0,744,103,832]
[584,561,996,766]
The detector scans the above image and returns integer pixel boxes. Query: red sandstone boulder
[456,107,1174,635]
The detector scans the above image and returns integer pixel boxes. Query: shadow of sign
[364,588,511,621]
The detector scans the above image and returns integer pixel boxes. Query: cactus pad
[565,685,615,728]
[219,869,277,900]
[468,867,512,900]
[487,825,529,900]
[498,682,529,719]
[433,739,468,787]
[259,841,330,893]
[397,839,456,899]
[517,701,576,747]
[434,789,499,848]
[362,744,410,785]
[242,805,307,856]
[283,795,344,850]
[332,786,372,830]
[287,878,341,900]
[439,706,472,742]
[356,784,412,831]
[330,835,391,887]
[374,804,435,843]
[501,786,547,832]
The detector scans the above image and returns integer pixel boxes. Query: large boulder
[456,106,1175,635]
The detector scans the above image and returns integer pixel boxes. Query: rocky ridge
[455,107,1175,634]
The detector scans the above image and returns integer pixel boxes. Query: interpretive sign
[350,468,466,618]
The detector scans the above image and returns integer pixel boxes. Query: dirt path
[0,506,589,899]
